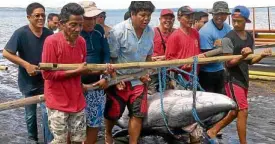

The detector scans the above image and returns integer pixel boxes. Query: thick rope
[191,56,207,128]
[157,56,208,137]
[158,67,175,135]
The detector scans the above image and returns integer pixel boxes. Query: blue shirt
[81,24,110,64]
[199,20,232,72]
[108,19,154,86]
[4,25,53,96]
[80,24,110,84]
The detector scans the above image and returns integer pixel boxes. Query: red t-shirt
[165,28,201,79]
[153,27,174,57]
[42,32,87,112]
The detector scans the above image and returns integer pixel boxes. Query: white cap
[79,1,103,17]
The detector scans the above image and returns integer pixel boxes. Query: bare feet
[105,133,114,144]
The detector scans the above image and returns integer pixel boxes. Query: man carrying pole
[205,6,272,144]
[41,3,88,143]
[105,1,155,144]
[199,1,232,94]
[2,2,53,143]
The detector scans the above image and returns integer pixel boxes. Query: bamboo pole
[0,95,45,111]
[39,54,275,71]
[151,47,223,61]
[152,44,275,61]
[0,70,157,111]
[249,71,275,77]
[0,65,8,70]
[249,75,275,81]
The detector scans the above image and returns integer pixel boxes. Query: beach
[1,7,275,143]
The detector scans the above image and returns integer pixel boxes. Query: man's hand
[75,62,89,74]
[116,81,126,90]
[198,54,206,58]
[260,48,272,58]
[140,74,151,83]
[103,63,116,78]
[82,84,88,93]
[92,79,109,89]
[152,56,165,61]
[241,47,253,57]
[104,63,115,74]
[25,63,39,76]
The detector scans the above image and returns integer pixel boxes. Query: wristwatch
[102,74,111,82]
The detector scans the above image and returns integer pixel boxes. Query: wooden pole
[151,44,275,61]
[152,47,223,61]
[0,70,156,111]
[0,65,8,71]
[39,54,275,71]
[0,95,44,111]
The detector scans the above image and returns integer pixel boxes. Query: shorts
[199,70,225,94]
[47,108,86,143]
[224,83,248,110]
[104,82,147,121]
[84,89,106,128]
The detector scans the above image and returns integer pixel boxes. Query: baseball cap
[232,5,251,23]
[79,1,103,18]
[160,9,175,17]
[177,6,194,16]
[209,1,231,14]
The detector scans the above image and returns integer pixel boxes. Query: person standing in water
[79,1,111,144]
[104,1,155,144]
[3,2,53,143]
[42,3,88,143]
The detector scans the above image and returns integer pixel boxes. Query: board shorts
[199,70,225,94]
[47,108,86,143]
[224,82,248,110]
[84,89,106,128]
[104,82,148,121]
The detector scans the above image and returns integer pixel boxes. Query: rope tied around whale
[158,56,207,136]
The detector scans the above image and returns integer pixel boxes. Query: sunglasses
[97,14,106,18]
[31,13,46,19]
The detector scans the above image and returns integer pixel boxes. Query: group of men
[2,1,272,144]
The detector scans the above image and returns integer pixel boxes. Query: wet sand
[1,63,275,143]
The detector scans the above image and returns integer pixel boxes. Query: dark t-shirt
[80,24,110,84]
[5,25,53,95]
[222,30,255,88]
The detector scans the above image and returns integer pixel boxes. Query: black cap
[178,6,194,16]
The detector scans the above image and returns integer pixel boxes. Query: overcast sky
[0,0,274,9]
